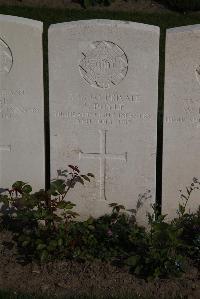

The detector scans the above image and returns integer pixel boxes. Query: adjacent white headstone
[163,25,200,219]
[49,20,159,224]
[0,15,44,190]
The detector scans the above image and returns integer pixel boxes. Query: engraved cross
[79,130,127,201]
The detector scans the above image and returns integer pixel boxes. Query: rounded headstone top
[167,24,200,34]
[49,19,160,34]
[0,15,43,30]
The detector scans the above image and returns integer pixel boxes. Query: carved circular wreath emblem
[79,41,128,89]
[195,65,200,85]
[0,38,13,74]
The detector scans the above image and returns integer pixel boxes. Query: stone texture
[163,25,200,219]
[49,20,159,225]
[0,15,44,190]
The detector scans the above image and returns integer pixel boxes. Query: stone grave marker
[0,15,44,190]
[49,20,160,224]
[163,25,200,219]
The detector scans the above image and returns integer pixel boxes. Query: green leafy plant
[125,204,185,279]
[0,165,94,261]
[63,203,136,262]
[177,177,200,217]
[173,208,200,270]
[0,173,199,280]
[172,178,200,269]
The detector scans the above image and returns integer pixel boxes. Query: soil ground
[0,230,199,299]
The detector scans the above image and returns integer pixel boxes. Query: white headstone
[163,25,200,219]
[49,20,159,225]
[0,15,44,190]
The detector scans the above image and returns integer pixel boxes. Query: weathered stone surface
[49,20,159,225]
[163,25,200,219]
[0,15,44,190]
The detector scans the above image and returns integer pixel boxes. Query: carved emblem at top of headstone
[195,65,200,86]
[79,41,128,89]
[0,38,13,74]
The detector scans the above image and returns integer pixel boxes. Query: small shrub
[173,178,200,269]
[0,172,200,280]
[66,203,138,262]
[173,209,200,270]
[125,205,185,279]
[0,165,94,261]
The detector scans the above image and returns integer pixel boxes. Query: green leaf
[22,184,32,194]
[50,179,66,195]
[22,240,30,247]
[50,190,59,196]
[49,240,57,248]
[134,265,142,275]
[52,179,65,186]
[37,244,46,250]
[81,175,90,182]
[118,205,125,210]
[57,201,76,210]
[178,204,185,216]
[40,250,48,262]
[66,210,79,217]
[52,215,63,222]
[58,239,63,247]
[47,240,58,251]
[88,225,95,230]
[125,255,140,267]
[87,173,95,178]
[57,169,68,178]
[157,214,167,222]
[86,217,94,224]
[0,195,9,205]
[181,194,188,201]
[109,203,117,207]
[76,177,84,185]
[12,181,26,191]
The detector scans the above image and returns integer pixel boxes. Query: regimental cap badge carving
[79,41,128,89]
[195,65,200,86]
[0,38,13,75]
